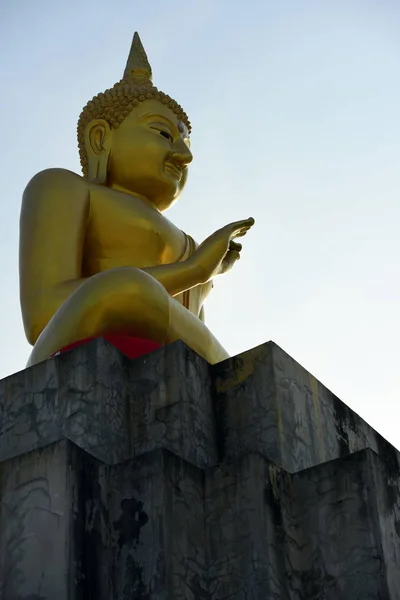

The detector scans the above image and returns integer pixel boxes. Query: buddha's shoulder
[23,168,89,207]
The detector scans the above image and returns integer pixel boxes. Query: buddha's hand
[192,217,255,283]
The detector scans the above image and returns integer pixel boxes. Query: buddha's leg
[165,300,229,364]
[27,268,228,366]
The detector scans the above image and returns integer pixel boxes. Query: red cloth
[53,334,161,360]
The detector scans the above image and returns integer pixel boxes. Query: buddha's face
[107,99,192,211]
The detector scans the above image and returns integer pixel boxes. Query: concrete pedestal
[0,339,399,599]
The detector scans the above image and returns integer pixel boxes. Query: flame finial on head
[123,32,153,83]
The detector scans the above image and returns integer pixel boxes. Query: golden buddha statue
[19,33,254,367]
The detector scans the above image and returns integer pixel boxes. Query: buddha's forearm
[52,259,201,302]
[142,257,203,296]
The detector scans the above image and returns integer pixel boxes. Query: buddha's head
[77,33,192,211]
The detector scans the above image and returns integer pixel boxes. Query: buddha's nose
[170,139,193,166]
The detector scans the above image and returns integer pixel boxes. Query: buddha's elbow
[21,300,52,346]
[24,319,44,346]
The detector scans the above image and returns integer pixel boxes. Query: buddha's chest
[83,188,186,275]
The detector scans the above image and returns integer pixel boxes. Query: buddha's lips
[165,162,182,181]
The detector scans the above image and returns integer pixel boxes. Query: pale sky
[1,1,399,448]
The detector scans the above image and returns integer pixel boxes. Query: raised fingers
[227,217,255,239]
[223,248,241,269]
[229,240,242,252]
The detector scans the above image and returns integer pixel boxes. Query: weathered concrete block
[205,453,287,599]
[0,339,217,468]
[106,449,207,599]
[0,439,107,600]
[2,338,393,479]
[204,447,400,600]
[0,439,207,600]
[213,341,394,473]
[279,448,400,599]
[1,339,399,599]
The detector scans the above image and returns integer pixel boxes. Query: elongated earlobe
[85,119,111,184]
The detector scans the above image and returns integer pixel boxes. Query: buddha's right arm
[20,169,205,345]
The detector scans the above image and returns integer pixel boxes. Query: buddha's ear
[85,119,111,184]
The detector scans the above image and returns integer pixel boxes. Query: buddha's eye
[159,130,173,142]
[150,126,173,143]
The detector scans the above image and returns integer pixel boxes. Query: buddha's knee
[98,268,171,342]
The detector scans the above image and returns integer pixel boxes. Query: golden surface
[19,33,254,366]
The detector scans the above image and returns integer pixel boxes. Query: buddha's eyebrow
[139,113,176,130]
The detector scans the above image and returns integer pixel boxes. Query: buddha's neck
[109,183,161,212]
